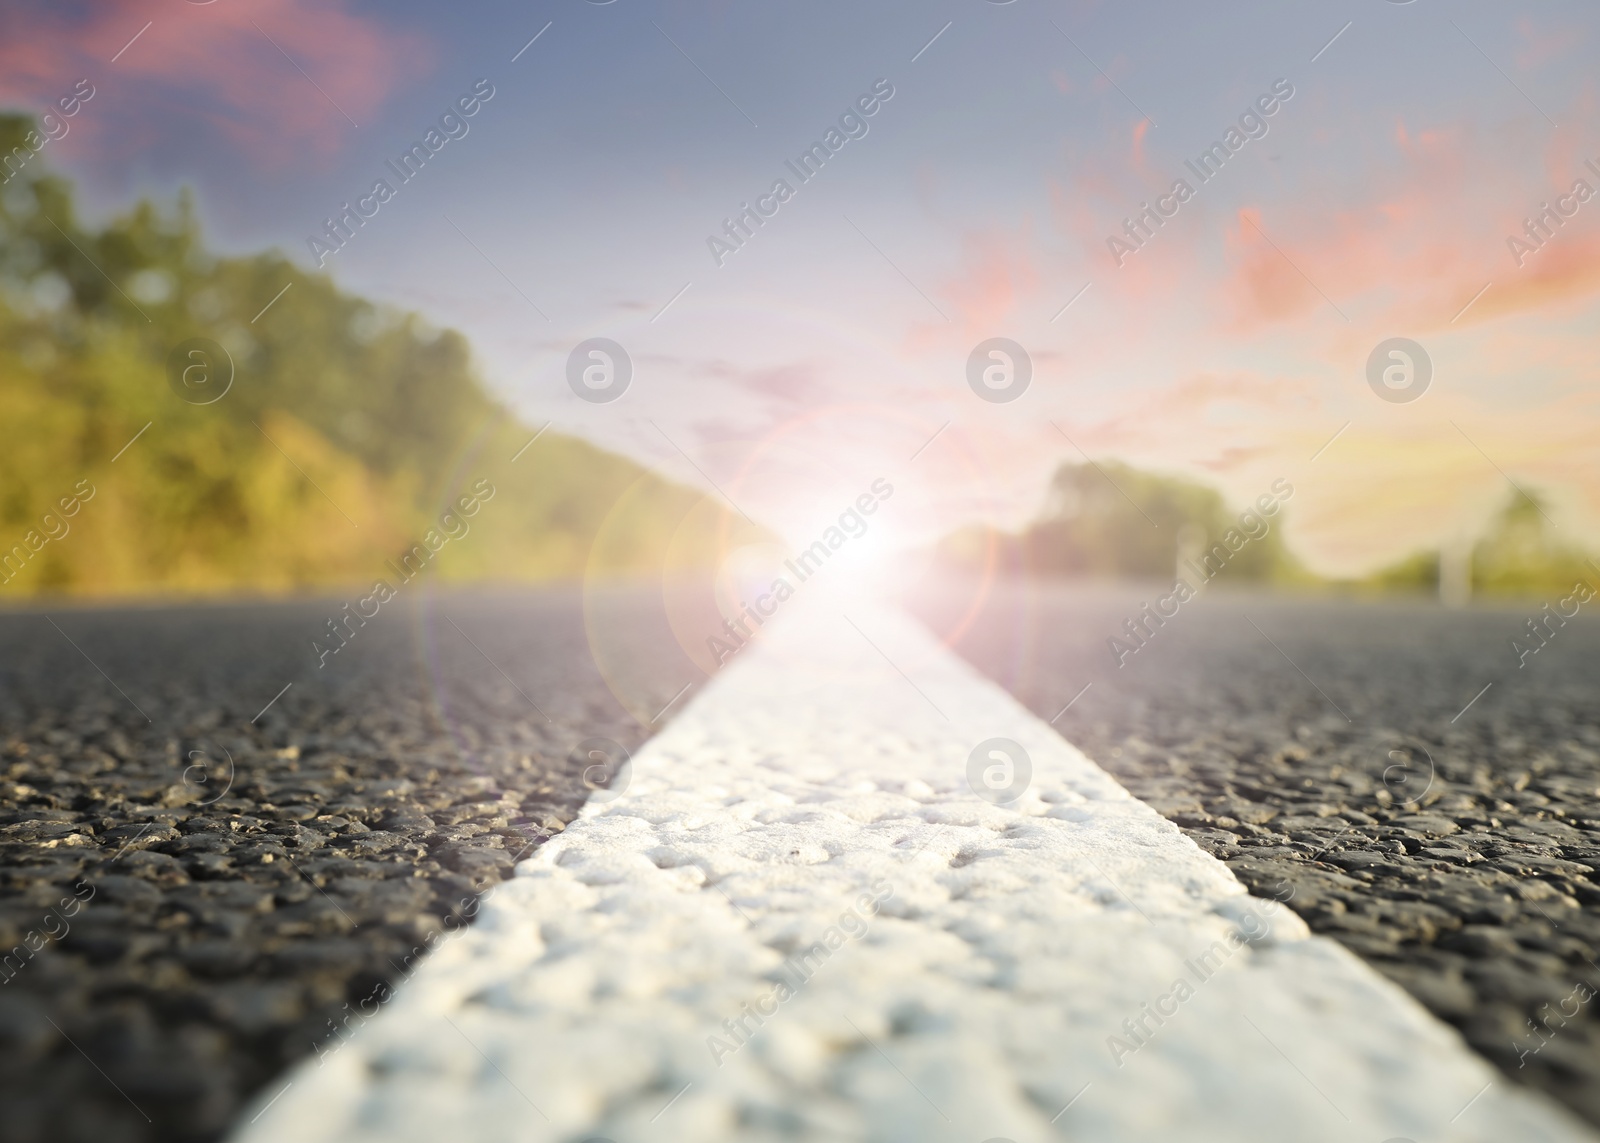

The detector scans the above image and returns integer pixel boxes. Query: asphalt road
[914,577,1600,1129]
[10,579,1600,1139]
[0,587,697,1143]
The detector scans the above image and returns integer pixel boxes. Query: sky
[3,0,1599,575]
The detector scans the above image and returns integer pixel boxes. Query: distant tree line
[936,458,1595,600]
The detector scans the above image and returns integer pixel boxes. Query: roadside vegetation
[0,114,748,599]
[935,460,1596,600]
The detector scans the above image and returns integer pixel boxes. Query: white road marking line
[234,597,1600,1143]
[1452,1080,1494,1123]
[650,1081,692,1122]
[843,1015,949,1123]
[1049,1081,1091,1123]
[442,1015,550,1120]
[1243,1014,1349,1122]
[842,613,947,720]
[1085,854,1157,928]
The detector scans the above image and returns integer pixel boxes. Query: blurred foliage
[1363,489,1599,599]
[0,114,737,598]
[938,460,1598,600]
[936,460,1307,585]
[1357,549,1439,595]
[1470,490,1597,595]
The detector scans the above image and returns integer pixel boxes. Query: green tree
[0,114,754,597]
[937,460,1305,585]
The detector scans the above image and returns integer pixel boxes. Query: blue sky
[7,0,1600,570]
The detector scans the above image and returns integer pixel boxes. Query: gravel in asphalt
[232,599,1593,1143]
[0,587,694,1143]
[914,577,1600,1129]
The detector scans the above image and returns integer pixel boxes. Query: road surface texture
[914,577,1600,1129]
[236,593,1593,1143]
[0,587,695,1143]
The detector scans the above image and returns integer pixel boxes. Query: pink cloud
[943,228,1040,338]
[1515,17,1581,70]
[907,225,1041,351]
[1131,117,1150,173]
[1208,112,1600,336]
[0,0,428,165]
